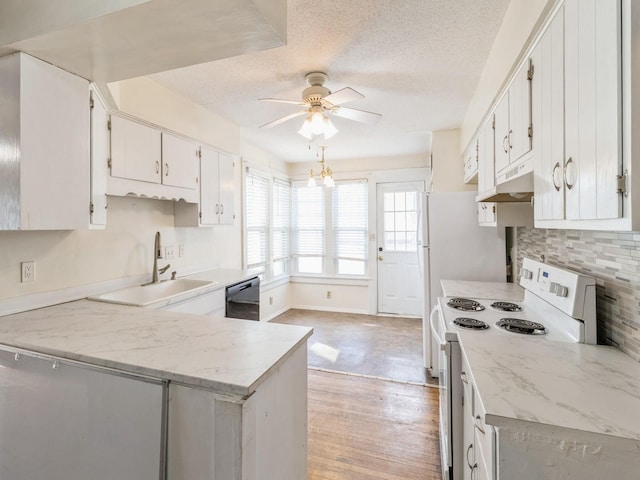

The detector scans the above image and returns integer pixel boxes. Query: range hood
[476,156,533,203]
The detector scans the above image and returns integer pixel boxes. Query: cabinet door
[564,0,622,220]
[461,370,475,480]
[493,93,510,174]
[532,7,565,221]
[0,349,164,480]
[90,90,109,227]
[110,115,161,184]
[218,152,235,225]
[509,61,533,162]
[162,132,199,189]
[199,147,221,225]
[477,117,495,192]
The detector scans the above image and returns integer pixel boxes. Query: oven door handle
[429,305,447,352]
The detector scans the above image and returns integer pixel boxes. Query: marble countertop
[459,332,640,442]
[441,280,524,301]
[183,267,261,287]
[0,300,312,397]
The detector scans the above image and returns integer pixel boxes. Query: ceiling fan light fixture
[323,117,338,139]
[310,111,326,135]
[297,117,314,140]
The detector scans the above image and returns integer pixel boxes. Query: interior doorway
[376,182,424,316]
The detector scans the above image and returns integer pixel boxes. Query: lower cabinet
[461,351,495,480]
[167,344,308,480]
[0,347,165,480]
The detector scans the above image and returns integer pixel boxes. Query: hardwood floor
[307,369,442,480]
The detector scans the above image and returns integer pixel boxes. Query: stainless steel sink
[89,279,216,307]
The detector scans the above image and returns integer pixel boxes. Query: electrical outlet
[21,261,35,283]
[178,244,185,257]
[165,245,176,260]
[326,291,332,299]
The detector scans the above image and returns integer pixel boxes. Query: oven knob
[549,282,558,294]
[521,268,533,280]
[556,285,568,297]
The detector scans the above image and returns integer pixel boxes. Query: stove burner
[490,301,523,312]
[447,297,485,312]
[453,317,489,330]
[496,318,547,335]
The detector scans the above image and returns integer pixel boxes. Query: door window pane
[382,190,418,252]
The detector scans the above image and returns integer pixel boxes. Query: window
[292,179,368,276]
[272,179,290,278]
[292,185,325,274]
[244,167,291,281]
[333,181,368,275]
[245,172,269,272]
[383,190,418,252]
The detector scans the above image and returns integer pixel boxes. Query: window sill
[290,275,370,287]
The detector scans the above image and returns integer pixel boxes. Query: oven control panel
[519,258,595,319]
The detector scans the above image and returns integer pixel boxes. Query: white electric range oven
[430,258,597,480]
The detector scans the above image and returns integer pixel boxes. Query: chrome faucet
[152,231,170,283]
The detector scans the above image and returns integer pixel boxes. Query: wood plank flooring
[308,369,442,480]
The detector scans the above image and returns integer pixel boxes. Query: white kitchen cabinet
[161,132,199,190]
[479,202,533,227]
[0,52,90,230]
[461,352,494,480]
[477,116,495,194]
[167,344,307,480]
[175,146,236,227]
[494,60,533,178]
[564,0,621,220]
[0,347,165,480]
[109,115,162,184]
[533,0,622,225]
[463,139,478,184]
[90,88,109,228]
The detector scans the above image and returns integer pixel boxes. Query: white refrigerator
[419,191,506,375]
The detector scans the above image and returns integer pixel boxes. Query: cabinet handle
[475,414,486,435]
[502,134,509,154]
[564,157,575,190]
[552,162,562,191]
[215,204,220,215]
[471,463,478,480]
[508,129,513,149]
[220,204,224,215]
[155,161,160,174]
[466,443,474,468]
[165,163,169,176]
[461,372,468,384]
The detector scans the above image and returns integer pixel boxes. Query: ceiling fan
[259,72,382,140]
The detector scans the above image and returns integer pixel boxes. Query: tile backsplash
[517,227,640,362]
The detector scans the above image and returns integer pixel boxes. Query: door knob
[378,255,383,261]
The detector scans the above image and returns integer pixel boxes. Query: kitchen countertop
[0,299,312,397]
[458,331,640,442]
[441,280,524,301]
[183,267,261,287]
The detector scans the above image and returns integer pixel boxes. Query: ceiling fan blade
[323,87,364,106]
[258,98,306,106]
[260,110,308,129]
[331,106,382,125]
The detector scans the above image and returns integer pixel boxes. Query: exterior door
[377,182,423,316]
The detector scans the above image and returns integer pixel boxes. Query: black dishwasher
[225,277,260,320]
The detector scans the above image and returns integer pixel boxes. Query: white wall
[290,283,369,315]
[431,129,476,193]
[460,0,556,150]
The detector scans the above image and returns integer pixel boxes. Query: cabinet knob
[378,256,383,261]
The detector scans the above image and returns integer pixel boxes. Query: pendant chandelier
[307,146,334,188]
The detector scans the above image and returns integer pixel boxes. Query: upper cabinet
[110,116,162,184]
[477,116,495,194]
[533,0,622,226]
[175,147,236,227]
[0,52,90,230]
[107,115,198,203]
[161,133,199,190]
[90,88,109,228]
[463,140,478,184]
[494,59,533,178]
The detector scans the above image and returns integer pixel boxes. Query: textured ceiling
[150,0,510,163]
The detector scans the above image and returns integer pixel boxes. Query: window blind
[292,184,325,274]
[272,178,291,277]
[332,181,368,275]
[245,172,269,269]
